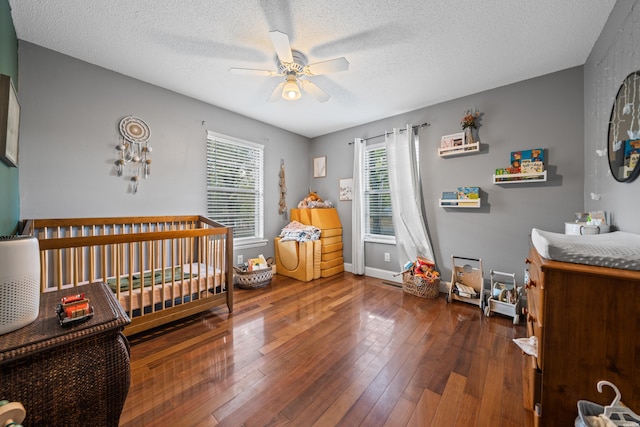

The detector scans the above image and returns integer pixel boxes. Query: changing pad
[531,228,640,271]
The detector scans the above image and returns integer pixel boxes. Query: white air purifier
[0,236,40,335]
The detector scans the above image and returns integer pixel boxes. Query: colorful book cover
[495,168,510,181]
[624,139,640,156]
[457,187,479,199]
[510,148,544,169]
[521,160,544,174]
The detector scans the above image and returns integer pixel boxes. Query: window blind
[206,133,264,241]
[364,144,394,237]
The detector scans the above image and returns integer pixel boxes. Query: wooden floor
[119,272,534,427]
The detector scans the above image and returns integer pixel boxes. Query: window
[364,143,395,242]
[206,131,266,248]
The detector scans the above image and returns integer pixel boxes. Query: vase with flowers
[461,108,481,146]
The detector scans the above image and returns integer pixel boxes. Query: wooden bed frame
[22,215,233,336]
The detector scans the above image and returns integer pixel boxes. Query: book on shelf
[442,191,457,199]
[510,148,544,168]
[495,168,510,181]
[440,132,465,149]
[457,187,479,199]
[521,160,545,179]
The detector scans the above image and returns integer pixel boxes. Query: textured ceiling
[9,0,616,138]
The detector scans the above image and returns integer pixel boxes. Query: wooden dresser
[0,282,131,426]
[524,246,640,426]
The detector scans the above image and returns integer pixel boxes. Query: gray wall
[17,42,311,261]
[312,67,585,284]
[584,0,640,233]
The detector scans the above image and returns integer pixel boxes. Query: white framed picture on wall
[313,156,326,178]
[339,178,353,201]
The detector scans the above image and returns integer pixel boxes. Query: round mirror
[608,71,640,183]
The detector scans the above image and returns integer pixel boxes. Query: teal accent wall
[0,0,19,235]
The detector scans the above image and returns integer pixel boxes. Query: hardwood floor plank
[464,345,490,399]
[453,393,480,426]
[426,309,479,393]
[383,396,418,427]
[118,273,530,426]
[501,332,525,426]
[430,372,466,426]
[476,332,508,427]
[407,388,440,427]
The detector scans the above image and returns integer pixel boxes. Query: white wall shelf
[492,170,547,184]
[439,198,481,208]
[438,142,480,157]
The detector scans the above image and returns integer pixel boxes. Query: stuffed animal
[298,191,325,208]
[305,191,322,202]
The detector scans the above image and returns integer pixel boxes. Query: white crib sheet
[531,228,640,271]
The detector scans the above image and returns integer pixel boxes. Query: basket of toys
[402,257,440,298]
[234,255,273,289]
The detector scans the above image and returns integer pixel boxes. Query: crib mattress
[115,263,223,313]
[531,228,640,271]
[54,263,224,313]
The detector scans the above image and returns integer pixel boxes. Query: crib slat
[39,250,47,293]
[100,243,107,294]
[89,225,95,285]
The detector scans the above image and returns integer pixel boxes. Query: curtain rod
[348,122,430,144]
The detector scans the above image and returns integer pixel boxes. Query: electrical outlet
[237,255,243,265]
[384,252,390,262]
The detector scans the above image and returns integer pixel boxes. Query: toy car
[55,293,94,326]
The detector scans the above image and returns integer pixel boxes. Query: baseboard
[345,262,451,293]
[343,263,402,283]
[439,280,450,294]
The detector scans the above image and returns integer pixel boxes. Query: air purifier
[0,235,40,335]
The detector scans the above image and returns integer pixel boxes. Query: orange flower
[461,108,481,129]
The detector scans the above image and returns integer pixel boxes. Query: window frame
[206,131,267,249]
[363,142,396,244]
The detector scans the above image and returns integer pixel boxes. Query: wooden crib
[22,215,233,336]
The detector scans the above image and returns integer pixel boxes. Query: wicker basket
[234,266,273,289]
[402,271,440,298]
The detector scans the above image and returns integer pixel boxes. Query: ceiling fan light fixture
[282,75,301,101]
[231,31,347,103]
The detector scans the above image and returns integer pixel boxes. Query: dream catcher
[114,116,152,193]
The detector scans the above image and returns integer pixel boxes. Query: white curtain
[351,138,365,275]
[386,125,434,268]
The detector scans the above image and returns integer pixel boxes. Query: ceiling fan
[229,31,349,103]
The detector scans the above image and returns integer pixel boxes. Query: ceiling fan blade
[269,30,294,63]
[300,80,330,103]
[305,57,349,76]
[229,67,279,76]
[267,81,286,102]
